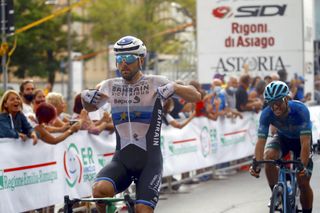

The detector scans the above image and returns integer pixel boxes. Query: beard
[121,68,139,81]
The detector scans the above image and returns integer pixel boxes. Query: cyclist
[81,35,201,213]
[249,81,313,213]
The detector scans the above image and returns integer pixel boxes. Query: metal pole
[66,0,73,113]
[1,0,7,91]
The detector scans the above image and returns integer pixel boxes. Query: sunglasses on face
[116,54,139,65]
[269,97,286,108]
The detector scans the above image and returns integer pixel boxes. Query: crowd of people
[0,79,114,145]
[0,67,318,147]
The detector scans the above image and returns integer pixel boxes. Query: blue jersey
[258,100,312,139]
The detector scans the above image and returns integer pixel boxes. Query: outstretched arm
[174,83,201,102]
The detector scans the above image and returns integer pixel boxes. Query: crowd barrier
[0,106,319,212]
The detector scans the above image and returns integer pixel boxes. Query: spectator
[19,79,35,116]
[32,103,81,144]
[264,75,272,84]
[249,76,262,94]
[270,73,280,81]
[236,74,263,112]
[221,76,243,119]
[33,89,46,111]
[213,73,226,85]
[315,80,320,104]
[162,98,196,129]
[25,89,47,123]
[46,92,70,126]
[277,69,288,83]
[204,78,227,121]
[290,76,311,102]
[248,80,267,102]
[0,90,38,144]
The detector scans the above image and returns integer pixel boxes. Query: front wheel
[270,184,285,213]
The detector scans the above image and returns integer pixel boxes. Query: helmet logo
[118,37,133,45]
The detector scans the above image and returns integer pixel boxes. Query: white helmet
[113,36,147,57]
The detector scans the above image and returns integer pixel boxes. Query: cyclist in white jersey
[81,35,201,213]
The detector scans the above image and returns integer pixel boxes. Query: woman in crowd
[0,90,38,144]
[45,92,71,131]
[32,102,81,144]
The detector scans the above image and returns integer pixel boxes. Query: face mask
[228,87,236,93]
[213,86,221,94]
[23,94,34,102]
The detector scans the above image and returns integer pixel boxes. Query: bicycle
[64,193,135,213]
[252,158,304,213]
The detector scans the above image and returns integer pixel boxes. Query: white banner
[0,107,319,212]
[197,0,304,83]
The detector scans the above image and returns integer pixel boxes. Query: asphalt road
[156,154,320,213]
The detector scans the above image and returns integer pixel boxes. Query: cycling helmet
[114,36,147,57]
[264,81,289,103]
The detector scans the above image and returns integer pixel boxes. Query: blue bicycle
[252,158,304,213]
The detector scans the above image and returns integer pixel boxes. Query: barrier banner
[0,107,319,212]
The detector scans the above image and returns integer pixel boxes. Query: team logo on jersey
[64,143,83,187]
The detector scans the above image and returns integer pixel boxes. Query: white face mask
[228,86,237,93]
[213,86,222,94]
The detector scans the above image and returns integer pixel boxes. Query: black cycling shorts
[95,156,162,209]
[265,135,313,173]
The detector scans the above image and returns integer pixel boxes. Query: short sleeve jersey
[99,75,170,151]
[258,100,312,139]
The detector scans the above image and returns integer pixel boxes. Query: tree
[87,0,188,54]
[7,0,89,86]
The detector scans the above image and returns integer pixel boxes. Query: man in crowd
[236,74,263,113]
[19,80,35,115]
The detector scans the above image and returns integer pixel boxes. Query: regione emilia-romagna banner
[197,0,306,84]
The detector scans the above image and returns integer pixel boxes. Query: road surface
[156,154,320,213]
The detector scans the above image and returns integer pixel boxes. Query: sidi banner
[197,0,307,83]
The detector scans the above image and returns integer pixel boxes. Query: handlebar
[252,158,304,171]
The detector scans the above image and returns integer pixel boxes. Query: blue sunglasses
[116,54,139,65]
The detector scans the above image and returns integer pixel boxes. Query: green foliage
[7,0,90,85]
[87,0,195,54]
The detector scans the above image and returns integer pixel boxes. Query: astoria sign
[211,56,289,72]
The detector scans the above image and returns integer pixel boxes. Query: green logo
[0,170,3,190]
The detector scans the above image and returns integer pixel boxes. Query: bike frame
[253,159,303,213]
[64,194,135,213]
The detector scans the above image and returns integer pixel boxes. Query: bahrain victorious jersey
[99,75,170,152]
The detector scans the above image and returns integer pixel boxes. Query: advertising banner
[197,0,304,83]
[0,106,319,212]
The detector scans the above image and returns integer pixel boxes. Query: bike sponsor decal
[0,162,57,191]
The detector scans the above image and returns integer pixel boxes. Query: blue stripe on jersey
[112,111,153,125]
[111,106,154,113]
